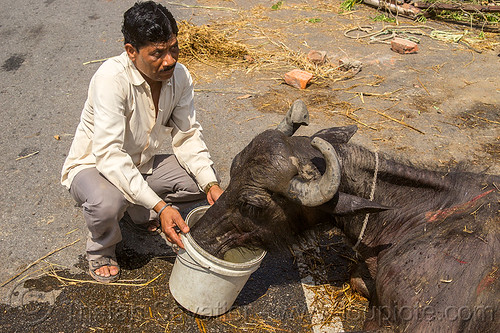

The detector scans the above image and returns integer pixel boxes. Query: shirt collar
[123,52,146,86]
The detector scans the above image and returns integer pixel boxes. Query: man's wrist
[157,202,172,218]
[204,181,219,194]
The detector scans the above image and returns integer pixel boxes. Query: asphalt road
[0,0,153,293]
[1,0,499,332]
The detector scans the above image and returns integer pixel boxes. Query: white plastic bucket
[169,205,266,316]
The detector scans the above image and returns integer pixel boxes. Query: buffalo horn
[286,137,341,206]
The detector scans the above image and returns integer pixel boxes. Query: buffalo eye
[239,202,264,220]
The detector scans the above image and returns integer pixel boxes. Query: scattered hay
[220,312,307,332]
[246,28,362,84]
[457,31,500,52]
[253,87,360,113]
[482,139,500,160]
[457,103,500,129]
[306,283,369,330]
[1,239,80,287]
[177,19,365,85]
[251,79,391,131]
[35,261,163,287]
[47,270,163,287]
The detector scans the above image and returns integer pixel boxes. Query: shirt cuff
[196,167,218,193]
[137,186,163,210]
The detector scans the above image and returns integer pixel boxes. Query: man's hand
[207,185,223,205]
[154,202,189,248]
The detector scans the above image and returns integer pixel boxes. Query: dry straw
[178,20,249,63]
[306,282,369,329]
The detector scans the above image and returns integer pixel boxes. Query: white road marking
[293,235,344,333]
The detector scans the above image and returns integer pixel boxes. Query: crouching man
[61,1,223,283]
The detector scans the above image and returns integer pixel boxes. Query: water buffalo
[190,100,499,332]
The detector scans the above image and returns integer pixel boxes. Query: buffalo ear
[324,192,392,215]
[312,125,358,144]
[276,99,310,136]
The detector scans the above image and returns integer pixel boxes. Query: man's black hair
[122,1,178,50]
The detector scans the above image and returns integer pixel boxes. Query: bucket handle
[161,231,211,269]
[177,250,212,271]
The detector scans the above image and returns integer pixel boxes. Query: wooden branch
[363,0,423,17]
[414,2,500,13]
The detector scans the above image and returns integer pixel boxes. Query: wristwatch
[204,181,219,194]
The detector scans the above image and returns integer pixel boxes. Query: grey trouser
[69,154,207,260]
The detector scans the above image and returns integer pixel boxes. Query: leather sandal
[88,257,120,283]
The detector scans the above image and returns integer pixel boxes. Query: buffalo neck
[333,143,498,258]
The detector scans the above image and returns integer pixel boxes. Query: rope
[344,25,431,44]
[353,151,379,251]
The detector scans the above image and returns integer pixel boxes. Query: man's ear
[124,43,138,61]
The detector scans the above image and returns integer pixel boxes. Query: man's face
[126,36,179,83]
